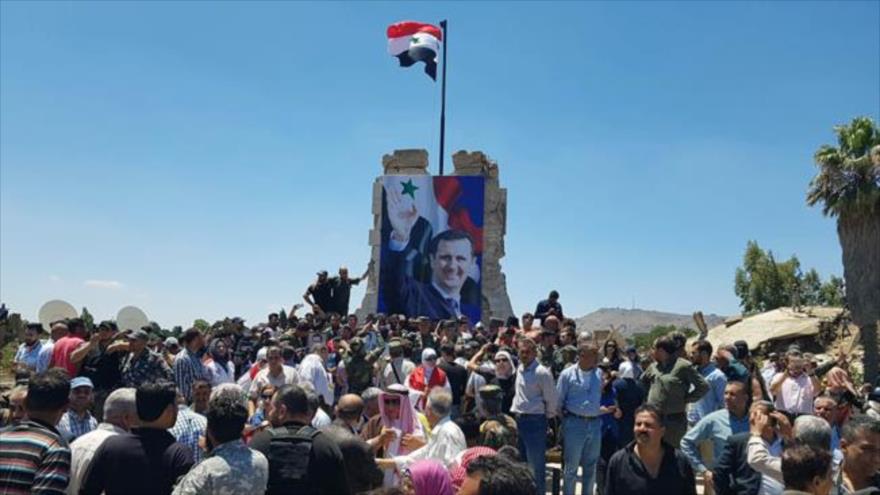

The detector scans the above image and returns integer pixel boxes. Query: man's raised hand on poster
[385,180,419,244]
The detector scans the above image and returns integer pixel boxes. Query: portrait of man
[378,176,484,323]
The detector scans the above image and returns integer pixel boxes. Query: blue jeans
[516,414,548,495]
[562,415,602,495]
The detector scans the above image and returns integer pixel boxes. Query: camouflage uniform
[121,349,173,388]
[411,332,437,365]
[552,345,578,378]
[342,339,380,395]
[538,344,556,370]
[172,439,269,495]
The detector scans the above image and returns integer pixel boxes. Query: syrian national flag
[387,21,442,80]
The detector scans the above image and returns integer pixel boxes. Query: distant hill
[574,308,726,338]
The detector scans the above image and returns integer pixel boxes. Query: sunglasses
[261,394,273,399]
[383,398,401,405]
[494,359,507,363]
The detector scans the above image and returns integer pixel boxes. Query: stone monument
[356,149,514,324]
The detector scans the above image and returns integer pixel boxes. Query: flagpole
[438,19,447,176]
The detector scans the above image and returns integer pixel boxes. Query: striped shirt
[0,419,71,495]
[173,349,208,403]
[56,410,98,444]
[169,406,207,465]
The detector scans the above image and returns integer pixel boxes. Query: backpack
[266,424,321,495]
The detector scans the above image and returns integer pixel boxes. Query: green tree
[818,276,845,307]
[734,241,846,313]
[800,269,823,306]
[81,307,95,332]
[734,241,802,313]
[631,325,696,350]
[193,319,210,332]
[807,116,880,384]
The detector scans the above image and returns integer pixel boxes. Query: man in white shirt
[67,388,137,495]
[299,344,333,407]
[378,388,466,471]
[380,340,415,389]
[249,346,299,416]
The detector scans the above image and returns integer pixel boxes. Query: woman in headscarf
[401,459,454,495]
[408,348,450,412]
[490,350,516,414]
[362,385,428,487]
[204,338,235,386]
[465,346,517,416]
[449,447,497,490]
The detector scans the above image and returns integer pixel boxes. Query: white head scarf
[618,360,635,379]
[422,348,437,374]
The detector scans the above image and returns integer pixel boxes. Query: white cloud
[49,275,63,283]
[84,280,125,290]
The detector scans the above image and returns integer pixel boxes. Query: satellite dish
[117,306,149,333]
[38,300,78,332]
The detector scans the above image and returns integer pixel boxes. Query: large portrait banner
[378,175,485,324]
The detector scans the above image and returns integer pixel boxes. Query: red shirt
[50,335,84,376]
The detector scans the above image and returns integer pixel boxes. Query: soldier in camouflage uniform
[552,344,578,378]
[339,338,382,395]
[410,317,437,365]
[172,388,269,495]
[538,328,557,370]
[477,385,518,447]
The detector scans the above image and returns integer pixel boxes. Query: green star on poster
[401,179,419,199]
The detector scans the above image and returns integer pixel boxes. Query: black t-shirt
[250,421,351,495]
[80,343,123,390]
[329,277,361,315]
[438,361,468,406]
[604,442,696,495]
[308,282,334,312]
[81,428,194,495]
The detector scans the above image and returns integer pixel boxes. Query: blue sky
[2,1,878,328]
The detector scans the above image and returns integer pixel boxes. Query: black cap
[97,321,118,332]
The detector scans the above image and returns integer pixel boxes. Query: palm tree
[807,116,880,385]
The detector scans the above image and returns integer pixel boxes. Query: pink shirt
[50,335,85,376]
[774,372,815,414]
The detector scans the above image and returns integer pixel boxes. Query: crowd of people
[2,285,880,495]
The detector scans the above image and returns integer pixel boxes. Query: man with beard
[249,384,350,495]
[304,271,334,316]
[14,323,44,373]
[604,404,697,495]
[71,321,128,420]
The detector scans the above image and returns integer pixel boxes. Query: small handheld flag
[387,21,443,80]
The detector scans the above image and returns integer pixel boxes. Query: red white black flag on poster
[387,21,442,80]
